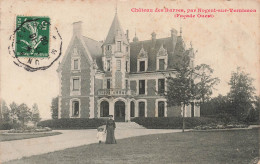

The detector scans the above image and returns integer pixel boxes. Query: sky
[0,0,259,119]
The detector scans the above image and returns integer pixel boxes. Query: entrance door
[114,101,125,122]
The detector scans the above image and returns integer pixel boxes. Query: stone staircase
[115,122,146,129]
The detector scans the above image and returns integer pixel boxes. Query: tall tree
[194,64,220,103]
[32,103,41,124]
[227,67,255,120]
[51,96,59,119]
[1,100,10,123]
[166,52,219,132]
[9,102,19,124]
[17,103,32,127]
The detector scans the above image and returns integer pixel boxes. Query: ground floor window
[130,101,135,117]
[158,101,165,117]
[191,102,194,117]
[72,101,79,117]
[100,101,109,117]
[139,102,145,117]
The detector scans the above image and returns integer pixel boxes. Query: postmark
[8,16,62,72]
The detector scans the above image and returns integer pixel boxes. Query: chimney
[171,28,177,38]
[126,29,129,42]
[73,21,82,36]
[151,32,156,41]
[151,32,156,47]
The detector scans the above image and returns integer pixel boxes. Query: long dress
[105,119,116,144]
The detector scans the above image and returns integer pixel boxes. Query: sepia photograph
[0,0,259,163]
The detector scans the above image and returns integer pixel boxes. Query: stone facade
[57,13,200,122]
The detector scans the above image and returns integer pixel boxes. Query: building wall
[60,38,92,118]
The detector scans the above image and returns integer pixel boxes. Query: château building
[57,12,200,121]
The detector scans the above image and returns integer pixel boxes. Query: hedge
[38,118,107,129]
[131,117,218,129]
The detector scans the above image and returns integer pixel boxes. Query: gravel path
[0,129,182,163]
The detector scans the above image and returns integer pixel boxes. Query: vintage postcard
[0,0,259,163]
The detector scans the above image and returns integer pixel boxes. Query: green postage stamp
[9,16,62,72]
[15,16,50,57]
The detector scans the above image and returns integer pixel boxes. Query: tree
[227,67,255,120]
[1,100,10,123]
[194,64,220,103]
[9,102,19,125]
[32,103,41,124]
[17,103,32,127]
[166,52,219,132]
[51,96,59,119]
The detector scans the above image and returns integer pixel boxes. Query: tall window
[100,101,109,117]
[191,102,195,117]
[107,60,111,71]
[140,61,145,72]
[126,46,129,52]
[73,59,79,70]
[125,80,128,89]
[158,101,165,117]
[139,102,145,117]
[126,61,128,72]
[158,79,165,94]
[130,101,135,117]
[117,41,121,52]
[107,79,111,89]
[159,59,165,70]
[139,80,145,94]
[73,78,79,91]
[107,45,111,51]
[72,101,79,117]
[116,60,121,71]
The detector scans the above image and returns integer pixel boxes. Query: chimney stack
[171,28,177,38]
[126,29,129,42]
[73,21,82,36]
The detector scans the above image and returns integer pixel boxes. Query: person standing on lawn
[105,115,117,144]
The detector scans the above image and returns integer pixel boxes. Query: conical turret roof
[103,13,128,45]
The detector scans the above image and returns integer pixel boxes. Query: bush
[38,118,107,129]
[0,123,14,130]
[131,117,218,129]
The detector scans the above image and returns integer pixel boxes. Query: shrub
[38,118,107,129]
[131,117,217,129]
[0,123,14,130]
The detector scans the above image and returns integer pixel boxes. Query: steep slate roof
[129,35,187,73]
[82,36,103,70]
[103,13,128,45]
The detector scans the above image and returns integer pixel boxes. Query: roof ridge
[130,37,172,44]
[82,36,101,43]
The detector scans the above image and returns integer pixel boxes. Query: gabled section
[138,47,148,59]
[57,22,103,72]
[157,44,168,57]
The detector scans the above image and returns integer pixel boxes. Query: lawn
[5,129,259,164]
[0,132,62,142]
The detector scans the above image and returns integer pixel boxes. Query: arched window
[158,101,165,117]
[100,101,109,117]
[130,101,135,117]
[139,102,145,117]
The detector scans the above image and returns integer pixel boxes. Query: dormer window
[159,59,165,70]
[137,47,148,72]
[140,61,145,72]
[156,44,168,71]
[117,41,121,52]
